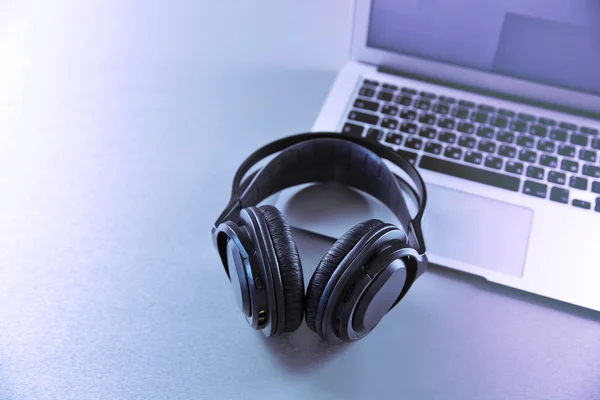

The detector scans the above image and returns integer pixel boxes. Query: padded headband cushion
[237,138,412,235]
[305,219,385,333]
[258,205,305,332]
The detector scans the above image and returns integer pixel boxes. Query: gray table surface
[1,1,599,399]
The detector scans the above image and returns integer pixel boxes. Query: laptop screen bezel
[351,0,600,117]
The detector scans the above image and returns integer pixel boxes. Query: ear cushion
[305,219,385,333]
[257,205,305,333]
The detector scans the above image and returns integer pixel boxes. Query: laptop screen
[367,0,600,97]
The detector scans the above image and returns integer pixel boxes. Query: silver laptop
[274,0,600,311]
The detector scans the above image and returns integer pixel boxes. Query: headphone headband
[214,132,428,256]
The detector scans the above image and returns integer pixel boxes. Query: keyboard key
[579,149,596,162]
[366,128,384,141]
[538,117,556,126]
[458,100,475,108]
[377,91,394,101]
[457,121,475,134]
[349,110,379,125]
[358,87,375,97]
[464,150,483,165]
[342,123,364,138]
[432,103,450,115]
[415,99,431,110]
[518,113,536,122]
[452,107,470,119]
[549,129,568,142]
[418,113,436,125]
[478,104,495,112]
[419,156,520,191]
[505,160,524,175]
[570,134,588,146]
[439,95,456,103]
[424,141,443,155]
[491,116,508,128]
[591,138,600,150]
[400,121,418,134]
[510,120,528,133]
[516,135,534,148]
[385,132,403,146]
[405,137,423,150]
[420,91,436,99]
[400,109,417,120]
[498,144,517,158]
[437,117,456,129]
[458,136,476,148]
[381,117,398,130]
[539,154,558,168]
[530,124,548,137]
[536,140,555,153]
[438,131,457,144]
[592,181,600,194]
[572,199,591,210]
[581,126,599,135]
[526,165,545,180]
[382,83,398,90]
[559,122,577,131]
[518,149,537,163]
[582,164,600,178]
[363,79,379,86]
[396,95,413,106]
[523,180,547,198]
[596,198,600,212]
[484,155,503,170]
[569,176,588,190]
[476,126,495,139]
[444,146,462,160]
[401,87,417,95]
[496,130,515,143]
[478,140,497,153]
[419,126,437,139]
[550,187,569,204]
[498,108,515,117]
[558,144,576,158]
[396,149,417,165]
[354,99,379,112]
[470,111,489,124]
[548,171,566,185]
[381,104,398,116]
[561,159,579,173]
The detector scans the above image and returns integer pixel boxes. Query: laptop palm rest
[274,183,533,278]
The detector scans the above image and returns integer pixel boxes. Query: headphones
[211,132,428,343]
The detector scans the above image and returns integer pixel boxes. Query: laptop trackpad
[275,183,533,278]
[422,184,533,277]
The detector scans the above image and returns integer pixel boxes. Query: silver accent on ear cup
[352,259,407,333]
[318,227,424,343]
[213,221,269,332]
[240,208,283,337]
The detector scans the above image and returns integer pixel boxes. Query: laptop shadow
[429,263,600,323]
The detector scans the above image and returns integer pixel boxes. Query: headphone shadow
[257,224,353,373]
[259,324,350,373]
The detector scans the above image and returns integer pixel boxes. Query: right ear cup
[305,219,385,333]
[257,205,305,332]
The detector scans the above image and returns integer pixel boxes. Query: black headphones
[212,132,428,343]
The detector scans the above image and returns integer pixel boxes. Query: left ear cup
[305,219,385,333]
[257,205,305,332]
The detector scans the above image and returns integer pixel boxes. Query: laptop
[274,0,600,312]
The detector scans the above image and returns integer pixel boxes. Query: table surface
[1,2,599,399]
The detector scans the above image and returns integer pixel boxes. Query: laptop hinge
[377,66,600,120]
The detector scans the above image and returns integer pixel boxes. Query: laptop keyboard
[342,78,600,212]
